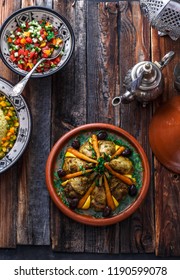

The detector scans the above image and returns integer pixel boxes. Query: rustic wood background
[0,0,179,257]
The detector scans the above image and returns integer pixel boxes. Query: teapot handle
[154,51,175,69]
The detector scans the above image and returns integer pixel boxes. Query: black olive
[57,168,66,178]
[102,206,112,217]
[97,131,108,140]
[67,198,79,209]
[71,139,80,149]
[121,148,132,157]
[128,184,138,196]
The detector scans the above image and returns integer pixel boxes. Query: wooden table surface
[0,0,180,258]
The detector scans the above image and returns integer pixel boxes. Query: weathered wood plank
[51,0,87,252]
[151,29,180,256]
[118,1,155,253]
[17,79,51,245]
[0,167,18,248]
[87,1,119,124]
[84,1,120,254]
[16,0,52,245]
[0,0,21,248]
[21,0,52,7]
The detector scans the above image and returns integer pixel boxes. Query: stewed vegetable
[7,19,63,73]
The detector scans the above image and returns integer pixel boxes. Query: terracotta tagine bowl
[149,95,180,174]
[46,123,150,226]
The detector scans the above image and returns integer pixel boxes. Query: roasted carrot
[104,163,133,185]
[103,175,116,211]
[77,181,96,208]
[92,134,100,159]
[67,147,98,164]
[62,169,93,180]
[111,146,125,159]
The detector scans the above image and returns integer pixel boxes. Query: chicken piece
[110,176,128,202]
[91,185,106,211]
[63,157,94,174]
[79,141,95,159]
[109,156,133,174]
[99,140,116,156]
[63,176,89,199]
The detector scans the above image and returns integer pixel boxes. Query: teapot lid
[131,61,162,90]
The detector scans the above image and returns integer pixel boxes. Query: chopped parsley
[93,157,106,174]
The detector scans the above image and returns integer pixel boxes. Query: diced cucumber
[32,38,38,43]
[20,22,26,28]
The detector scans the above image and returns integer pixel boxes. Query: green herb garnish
[93,157,106,174]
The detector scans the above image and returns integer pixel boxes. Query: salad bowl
[0,6,75,77]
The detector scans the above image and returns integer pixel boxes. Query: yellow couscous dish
[0,94,19,159]
[0,109,7,141]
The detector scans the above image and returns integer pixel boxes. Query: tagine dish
[46,124,150,226]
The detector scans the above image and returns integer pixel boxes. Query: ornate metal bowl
[140,0,180,40]
[0,6,75,77]
[0,77,31,173]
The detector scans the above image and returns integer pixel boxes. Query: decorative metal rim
[0,77,31,173]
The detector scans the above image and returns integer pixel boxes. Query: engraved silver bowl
[0,6,75,77]
[140,0,180,40]
[0,77,31,173]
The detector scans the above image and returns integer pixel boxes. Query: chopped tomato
[26,37,32,44]
[24,50,29,56]
[33,59,37,65]
[14,38,20,45]
[18,64,23,69]
[54,57,61,64]
[42,53,49,58]
[10,54,16,62]
[18,49,25,56]
[29,52,35,59]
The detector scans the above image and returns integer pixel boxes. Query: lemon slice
[61,180,69,186]
[124,174,136,183]
[115,144,121,151]
[112,195,119,207]
[65,151,76,157]
[81,196,91,209]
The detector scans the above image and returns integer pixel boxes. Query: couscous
[0,94,19,159]
[0,109,7,141]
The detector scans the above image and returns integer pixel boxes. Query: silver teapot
[112,51,175,107]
